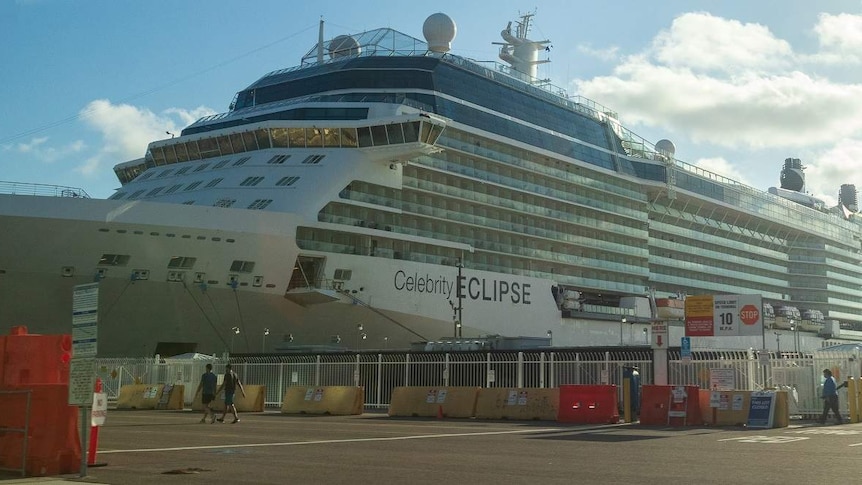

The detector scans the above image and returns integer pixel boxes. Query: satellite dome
[655,139,676,159]
[423,13,456,53]
[328,35,361,58]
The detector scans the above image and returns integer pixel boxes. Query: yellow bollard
[622,376,632,423]
[848,378,858,423]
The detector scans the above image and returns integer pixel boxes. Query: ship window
[98,254,130,266]
[109,192,126,200]
[147,186,164,196]
[306,128,323,147]
[229,133,245,152]
[175,143,190,162]
[427,124,444,144]
[271,128,289,147]
[164,145,178,164]
[158,169,173,178]
[242,131,258,150]
[138,172,154,181]
[167,256,197,269]
[301,155,324,165]
[128,189,146,199]
[254,130,270,150]
[357,127,373,147]
[267,155,290,165]
[165,184,183,194]
[333,269,352,280]
[214,198,236,208]
[205,177,224,188]
[403,122,420,142]
[230,260,256,273]
[216,135,233,155]
[240,176,264,187]
[371,125,388,146]
[194,163,210,172]
[233,156,251,166]
[420,122,432,144]
[288,128,306,147]
[213,159,230,169]
[182,200,195,205]
[341,128,358,147]
[323,128,340,147]
[386,124,405,144]
[198,137,219,158]
[176,166,191,175]
[248,199,273,210]
[151,146,167,166]
[185,181,202,191]
[186,141,200,160]
[276,176,300,186]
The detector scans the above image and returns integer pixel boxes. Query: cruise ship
[3,13,862,357]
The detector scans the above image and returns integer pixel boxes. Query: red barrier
[557,385,620,424]
[88,378,103,466]
[0,384,81,476]
[2,328,72,386]
[639,385,702,426]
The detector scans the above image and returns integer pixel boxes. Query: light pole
[642,327,648,344]
[620,317,627,345]
[790,319,799,354]
[262,328,269,352]
[230,326,240,352]
[774,331,781,356]
[384,336,389,349]
[356,323,366,351]
[547,330,553,345]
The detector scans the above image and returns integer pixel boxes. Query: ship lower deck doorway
[287,256,325,291]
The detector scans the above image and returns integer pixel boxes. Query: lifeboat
[655,298,684,320]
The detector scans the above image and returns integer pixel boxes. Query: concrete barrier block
[281,386,364,415]
[388,387,479,418]
[475,388,559,421]
[116,384,164,410]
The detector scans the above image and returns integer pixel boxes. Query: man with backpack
[216,363,246,424]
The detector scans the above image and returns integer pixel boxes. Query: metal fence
[93,348,861,417]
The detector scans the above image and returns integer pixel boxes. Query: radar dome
[655,139,676,159]
[423,13,456,53]
[329,35,361,58]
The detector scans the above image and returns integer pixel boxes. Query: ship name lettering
[461,276,531,304]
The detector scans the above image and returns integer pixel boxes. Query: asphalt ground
[3,411,861,484]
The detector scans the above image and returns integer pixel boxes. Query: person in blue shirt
[819,368,843,425]
[199,363,218,424]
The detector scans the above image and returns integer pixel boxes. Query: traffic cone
[437,405,444,419]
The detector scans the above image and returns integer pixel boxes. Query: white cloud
[808,13,862,64]
[10,136,85,163]
[692,157,752,186]
[76,100,216,176]
[576,43,619,62]
[572,11,862,197]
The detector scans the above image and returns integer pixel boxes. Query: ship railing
[0,181,90,198]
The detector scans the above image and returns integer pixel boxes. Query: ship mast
[494,12,551,79]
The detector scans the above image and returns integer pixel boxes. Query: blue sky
[3,0,862,204]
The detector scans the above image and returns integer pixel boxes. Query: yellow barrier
[475,388,559,421]
[280,386,364,415]
[156,384,185,410]
[116,384,165,410]
[192,385,266,413]
[388,387,479,418]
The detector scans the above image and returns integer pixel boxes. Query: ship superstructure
[2,12,862,356]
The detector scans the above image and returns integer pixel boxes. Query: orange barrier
[0,384,81,476]
[640,385,702,426]
[388,387,479,418]
[475,388,559,421]
[698,390,789,428]
[280,386,364,415]
[557,385,620,424]
[193,385,266,413]
[1,328,71,386]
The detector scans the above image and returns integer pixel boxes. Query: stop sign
[740,304,760,325]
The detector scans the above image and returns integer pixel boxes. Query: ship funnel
[779,157,805,192]
[423,13,456,53]
[840,184,858,212]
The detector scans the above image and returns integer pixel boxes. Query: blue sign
[681,337,691,360]
[746,391,776,428]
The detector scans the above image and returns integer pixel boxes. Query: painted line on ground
[99,428,562,454]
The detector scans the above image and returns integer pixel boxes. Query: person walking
[199,363,218,423]
[819,368,843,425]
[216,363,246,424]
